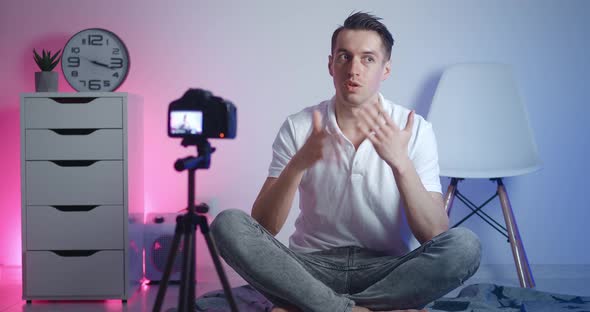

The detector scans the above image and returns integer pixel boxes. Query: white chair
[427,63,541,288]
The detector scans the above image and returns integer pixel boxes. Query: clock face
[61,28,130,92]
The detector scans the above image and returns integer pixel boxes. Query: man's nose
[347,57,362,77]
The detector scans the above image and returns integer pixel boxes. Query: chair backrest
[427,63,541,178]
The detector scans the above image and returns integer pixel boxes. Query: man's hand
[355,99,414,170]
[290,110,328,171]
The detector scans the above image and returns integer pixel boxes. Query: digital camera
[168,89,237,139]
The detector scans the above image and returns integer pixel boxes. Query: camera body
[168,89,237,139]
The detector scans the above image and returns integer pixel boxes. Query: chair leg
[443,178,459,216]
[496,179,535,288]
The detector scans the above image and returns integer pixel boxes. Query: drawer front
[25,250,124,297]
[26,129,123,160]
[27,205,124,250]
[24,97,122,129]
[26,161,123,205]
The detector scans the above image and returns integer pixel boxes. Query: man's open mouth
[346,81,361,92]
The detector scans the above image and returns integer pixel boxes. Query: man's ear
[381,60,391,81]
[328,55,334,77]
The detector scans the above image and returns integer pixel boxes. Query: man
[211,12,481,312]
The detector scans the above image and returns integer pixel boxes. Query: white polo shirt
[268,94,442,256]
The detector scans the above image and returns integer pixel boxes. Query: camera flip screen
[170,111,203,135]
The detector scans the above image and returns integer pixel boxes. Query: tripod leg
[496,179,535,288]
[178,217,196,312]
[199,218,240,312]
[153,219,183,312]
[189,226,196,311]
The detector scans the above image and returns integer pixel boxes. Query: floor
[0,264,248,312]
[1,264,589,311]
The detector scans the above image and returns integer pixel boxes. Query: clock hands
[82,56,116,70]
[90,59,111,69]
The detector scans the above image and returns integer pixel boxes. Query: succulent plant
[33,49,61,72]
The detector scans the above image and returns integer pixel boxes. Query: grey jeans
[210,209,481,312]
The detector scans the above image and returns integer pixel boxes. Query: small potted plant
[33,48,61,92]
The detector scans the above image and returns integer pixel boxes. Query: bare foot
[352,306,372,312]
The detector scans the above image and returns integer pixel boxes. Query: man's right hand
[251,110,327,234]
[290,110,328,171]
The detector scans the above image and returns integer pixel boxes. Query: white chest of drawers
[20,92,144,302]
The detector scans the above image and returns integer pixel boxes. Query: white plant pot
[35,71,58,92]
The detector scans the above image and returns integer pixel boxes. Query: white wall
[0,0,588,266]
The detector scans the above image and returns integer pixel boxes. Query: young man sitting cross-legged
[211,11,481,312]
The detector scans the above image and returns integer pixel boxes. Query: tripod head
[174,136,216,172]
[173,135,216,215]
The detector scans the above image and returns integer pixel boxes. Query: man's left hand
[355,99,414,170]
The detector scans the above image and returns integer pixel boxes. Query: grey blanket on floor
[195,283,590,312]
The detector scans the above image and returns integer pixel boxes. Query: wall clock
[61,28,130,91]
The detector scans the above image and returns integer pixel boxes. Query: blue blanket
[195,283,590,311]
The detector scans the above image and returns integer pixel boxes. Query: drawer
[24,97,122,129]
[27,205,124,250]
[26,161,123,205]
[25,250,123,297]
[25,129,123,160]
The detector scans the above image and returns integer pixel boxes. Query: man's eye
[364,56,375,63]
[338,54,349,61]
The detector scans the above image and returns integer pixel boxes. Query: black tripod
[153,136,239,312]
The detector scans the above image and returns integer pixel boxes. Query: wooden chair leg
[496,179,536,288]
[444,178,459,216]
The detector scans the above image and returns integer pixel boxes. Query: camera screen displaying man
[170,111,203,135]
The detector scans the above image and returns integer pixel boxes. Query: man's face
[329,29,391,108]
